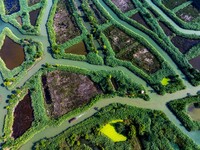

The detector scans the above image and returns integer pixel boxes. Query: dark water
[187,103,200,121]
[29,9,41,26]
[171,36,200,54]
[42,75,52,104]
[4,0,20,15]
[131,13,151,30]
[65,41,87,55]
[12,93,34,139]
[0,37,25,70]
[159,21,173,36]
[189,55,200,70]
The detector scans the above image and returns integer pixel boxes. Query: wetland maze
[0,0,200,149]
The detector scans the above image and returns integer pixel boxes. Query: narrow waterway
[145,0,200,35]
[0,0,199,149]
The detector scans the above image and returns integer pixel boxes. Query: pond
[65,41,87,55]
[171,36,200,54]
[29,9,41,26]
[131,13,151,30]
[0,37,25,70]
[189,55,200,70]
[12,93,34,139]
[158,21,173,36]
[4,0,20,15]
[187,103,200,121]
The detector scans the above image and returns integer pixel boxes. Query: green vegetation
[161,77,170,86]
[104,26,161,74]
[34,103,200,150]
[162,0,187,10]
[111,0,135,13]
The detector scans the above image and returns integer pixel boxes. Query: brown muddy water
[189,55,200,70]
[0,37,25,70]
[12,93,34,139]
[29,8,41,26]
[187,103,200,121]
[65,41,87,55]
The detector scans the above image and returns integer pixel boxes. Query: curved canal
[0,0,199,149]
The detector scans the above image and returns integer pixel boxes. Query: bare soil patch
[112,0,135,12]
[105,26,161,73]
[162,0,187,10]
[42,71,102,118]
[12,93,34,139]
[176,3,200,22]
[0,37,25,70]
[53,0,81,44]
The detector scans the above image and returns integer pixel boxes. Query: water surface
[0,37,25,70]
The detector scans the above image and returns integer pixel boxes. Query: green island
[0,0,200,149]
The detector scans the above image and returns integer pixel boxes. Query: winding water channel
[0,0,199,149]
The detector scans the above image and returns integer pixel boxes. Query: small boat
[68,117,76,123]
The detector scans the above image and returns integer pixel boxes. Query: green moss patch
[161,77,170,86]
